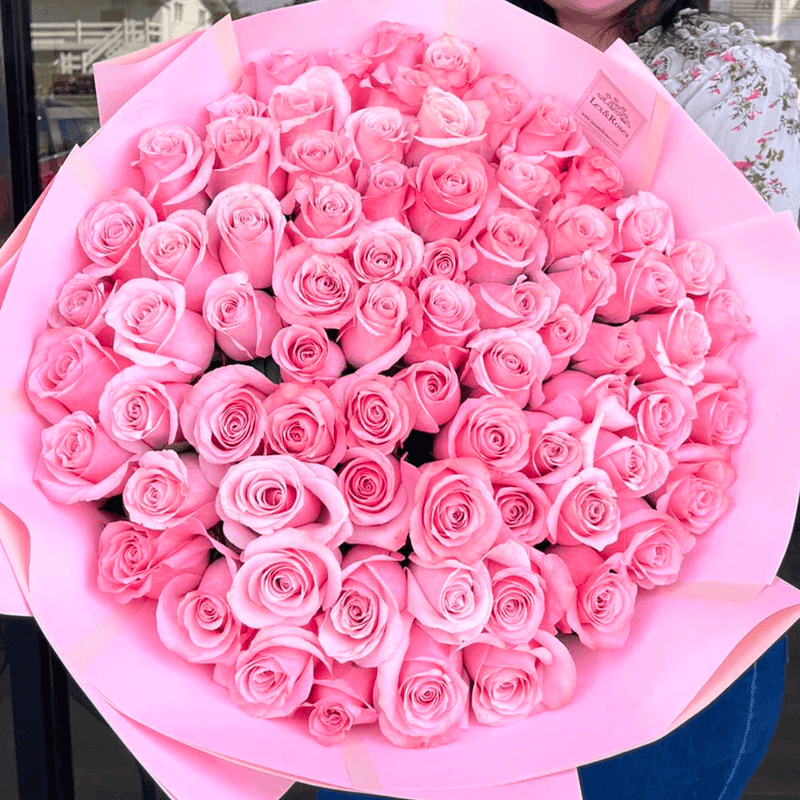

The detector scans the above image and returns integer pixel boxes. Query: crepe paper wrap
[2,0,800,796]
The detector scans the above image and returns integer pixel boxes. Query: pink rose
[202,272,282,361]
[272,244,358,328]
[270,323,345,385]
[434,396,531,472]
[282,130,356,190]
[496,152,561,215]
[694,289,752,357]
[344,106,418,163]
[420,34,480,93]
[227,625,329,719]
[349,218,424,285]
[470,275,558,331]
[156,558,244,664]
[98,366,190,454]
[669,240,726,296]
[559,147,624,207]
[262,382,346,468]
[104,279,214,377]
[539,303,590,375]
[409,458,502,565]
[417,238,474,285]
[589,429,670,498]
[356,160,413,222]
[78,188,158,282]
[138,210,224,311]
[360,21,424,72]
[307,662,378,745]
[238,52,316,104]
[395,360,461,434]
[631,378,697,452]
[463,74,532,154]
[610,191,675,255]
[216,455,351,548]
[134,125,213,218]
[287,176,363,253]
[572,321,645,376]
[48,273,113,345]
[513,95,587,160]
[206,183,287,289]
[330,49,373,101]
[318,546,408,667]
[375,621,469,748]
[123,450,218,530]
[366,66,433,117]
[546,204,615,264]
[35,411,132,503]
[525,411,584,485]
[26,327,126,423]
[546,249,616,317]
[206,92,268,121]
[229,529,342,628]
[491,472,551,547]
[97,518,211,603]
[691,377,748,448]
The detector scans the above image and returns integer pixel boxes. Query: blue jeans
[316,636,788,800]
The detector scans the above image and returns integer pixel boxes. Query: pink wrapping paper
[2,0,800,795]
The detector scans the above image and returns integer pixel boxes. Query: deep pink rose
[271,323,346,385]
[395,360,461,434]
[48,273,113,345]
[589,428,670,498]
[206,92,268,121]
[356,160,413,222]
[546,204,615,264]
[496,152,561,215]
[631,378,697,452]
[491,472,551,547]
[307,662,378,745]
[572,321,645,376]
[559,147,624,207]
[525,411,584,485]
[344,106,417,163]
[238,52,317,104]
[463,74,532,154]
[610,191,675,255]
[282,130,356,190]
[694,289,752,358]
[470,275,558,331]
[546,249,616,317]
[349,218,424,285]
[669,240,726,296]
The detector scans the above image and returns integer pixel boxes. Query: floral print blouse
[630,9,800,221]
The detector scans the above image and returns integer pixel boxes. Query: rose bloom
[366,64,434,114]
[496,152,561,215]
[318,546,409,667]
[206,183,287,289]
[513,95,587,159]
[330,49,373,102]
[238,51,316,104]
[356,160,413,222]
[206,91,268,120]
[691,377,749,448]
[669,240,726,296]
[262,381,346,468]
[270,323,346,385]
[694,289,752,358]
[282,129,356,190]
[463,73,532,154]
[492,472,551,547]
[35,411,132,504]
[395,360,461,434]
[559,147,624,208]
[123,450,219,531]
[97,518,211,604]
[215,455,351,548]
[610,190,675,255]
[461,327,552,409]
[375,621,470,748]
[470,275,558,331]
[134,124,213,217]
[420,33,480,92]
[546,249,617,317]
[344,106,418,163]
[591,429,670,498]
[539,304,591,375]
[407,556,492,646]
[360,21,424,71]
[409,458,502,566]
[228,529,342,628]
[48,272,113,345]
[572,321,645,377]
[630,378,697,452]
[349,217,424,285]
[417,238,474,285]
[434,396,531,473]
[545,204,615,264]
[156,558,243,665]
[338,449,419,550]
[525,411,584,485]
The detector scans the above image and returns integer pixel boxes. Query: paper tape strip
[443,0,461,35]
[0,387,35,415]
[635,93,671,192]
[340,733,383,794]
[666,580,765,603]
[0,501,32,603]
[210,16,244,93]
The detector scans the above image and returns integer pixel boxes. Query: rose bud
[470,275,558,331]
[282,130,356,191]
[491,472,551,547]
[206,92,268,121]
[395,360,461,434]
[357,159,413,222]
[496,152,561,216]
[694,289,752,358]
[237,52,316,104]
[344,106,418,163]
[610,190,675,255]
[546,249,616,317]
[631,378,697,452]
[525,411,584,485]
[669,240,726,296]
[572,321,645,377]
[559,147,624,208]
[308,662,378,746]
[48,272,113,346]
[463,73,532,154]
[271,323,346,385]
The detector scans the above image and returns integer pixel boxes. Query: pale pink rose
[598,249,685,324]
[48,273,113,345]
[179,365,275,480]
[603,499,695,589]
[434,396,531,473]
[366,65,435,115]
[395,360,461,434]
[465,630,576,725]
[287,176,363,253]
[461,327,552,408]
[589,429,670,498]
[610,191,675,255]
[417,238,474,285]
[271,323,346,385]
[227,625,329,719]
[202,272,282,361]
[206,183,287,289]
[539,304,590,375]
[206,92,268,121]
[334,374,416,454]
[420,34,480,93]
[78,188,158,282]
[204,116,284,199]
[525,411,584,485]
[547,468,620,551]
[156,558,244,664]
[694,289,752,358]
[104,279,214,377]
[491,473,551,547]
[272,245,358,328]
[631,378,697,452]
[318,546,408,667]
[360,21,424,72]
[307,662,378,745]
[405,277,479,368]
[262,382,346,468]
[470,275,558,331]
[97,518,211,603]
[344,106,418,163]
[546,249,616,317]
[35,411,132,503]
[375,620,469,748]
[409,458,502,566]
[554,547,638,649]
[282,130,356,190]
[653,444,735,534]
[356,160,413,222]
[496,152,561,215]
[407,556,492,646]
[134,125,213,218]
[238,52,316,103]
[138,210,224,311]
[559,147,624,207]
[216,455,351,548]
[340,281,417,368]
[512,95,588,160]
[572,321,645,376]
[407,150,498,243]
[98,366,190,454]
[690,380,748,448]
[349,218,424,285]
[669,240,726,296]
[229,529,342,628]
[463,74,532,154]
[268,66,352,148]
[466,208,548,284]
[546,204,615,264]
[26,327,127,423]
[123,450,219,530]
